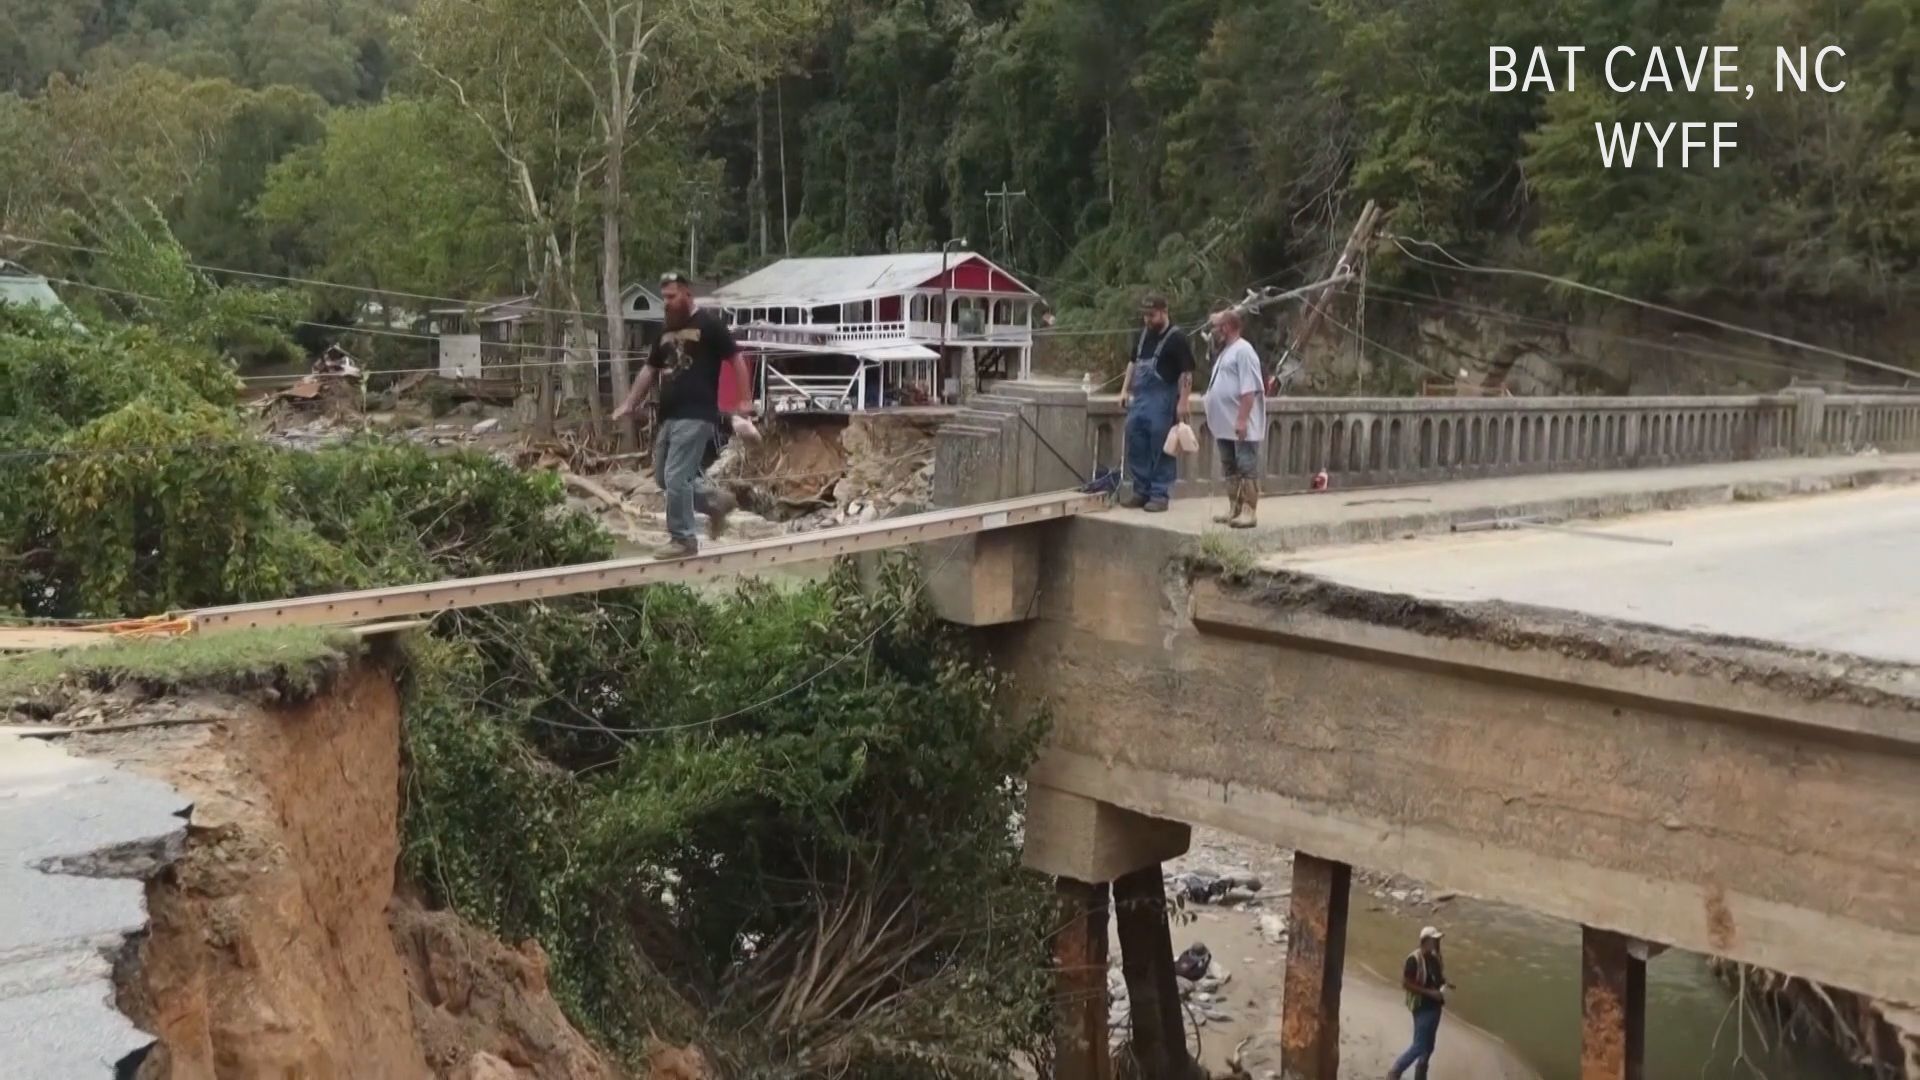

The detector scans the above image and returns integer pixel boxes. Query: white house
[710,252,1040,413]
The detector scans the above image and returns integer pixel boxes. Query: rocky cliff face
[1281,292,1904,397]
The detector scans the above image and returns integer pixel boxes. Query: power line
[46,276,821,378]
[3,231,605,322]
[1304,293,1448,381]
[1349,284,1830,383]
[1388,235,1920,383]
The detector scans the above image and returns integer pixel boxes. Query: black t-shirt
[1136,326,1195,386]
[649,308,736,424]
[1404,951,1445,1010]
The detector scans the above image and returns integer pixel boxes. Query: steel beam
[1281,853,1351,1080]
[186,490,1105,632]
[1054,877,1112,1080]
[1113,865,1204,1080]
[1580,926,1647,1080]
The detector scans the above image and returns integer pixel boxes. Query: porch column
[960,345,979,402]
[1113,865,1205,1080]
[1053,877,1112,1080]
[1280,853,1351,1080]
[1580,927,1647,1080]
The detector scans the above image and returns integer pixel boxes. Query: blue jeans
[652,417,720,542]
[1391,1006,1442,1080]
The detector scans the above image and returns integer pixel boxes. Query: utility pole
[984,184,1025,260]
[687,209,701,279]
[1269,199,1380,394]
[683,180,713,279]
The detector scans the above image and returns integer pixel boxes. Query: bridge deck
[1118,451,1920,551]
[1271,483,1920,665]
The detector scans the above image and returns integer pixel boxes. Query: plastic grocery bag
[1164,422,1199,455]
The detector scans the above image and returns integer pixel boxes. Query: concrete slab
[0,731,190,1077]
[1114,452,1920,551]
[1270,484,1920,665]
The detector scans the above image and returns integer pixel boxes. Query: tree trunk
[777,78,791,253]
[537,299,559,437]
[753,82,769,259]
[603,137,635,451]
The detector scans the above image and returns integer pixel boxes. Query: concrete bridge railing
[932,388,1920,505]
[1087,389,1920,495]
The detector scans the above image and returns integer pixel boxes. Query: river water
[1340,894,1862,1080]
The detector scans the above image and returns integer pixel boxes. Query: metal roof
[712,253,1035,308]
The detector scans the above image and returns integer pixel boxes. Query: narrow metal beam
[1054,877,1113,1080]
[1580,926,1647,1080]
[186,490,1105,632]
[1281,853,1351,1080]
[1113,864,1205,1080]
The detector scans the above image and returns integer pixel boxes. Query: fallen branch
[23,715,221,739]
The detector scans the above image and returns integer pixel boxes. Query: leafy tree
[2,0,412,102]
[258,97,520,302]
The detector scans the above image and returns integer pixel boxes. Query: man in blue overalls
[1118,294,1194,512]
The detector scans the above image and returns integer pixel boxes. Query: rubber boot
[1211,484,1242,525]
[1229,479,1259,529]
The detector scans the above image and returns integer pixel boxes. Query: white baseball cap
[1420,926,1444,941]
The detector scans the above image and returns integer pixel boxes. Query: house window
[812,304,837,325]
[993,299,1014,325]
[787,307,802,325]
[842,299,874,324]
[909,295,929,322]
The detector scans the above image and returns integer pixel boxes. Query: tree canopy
[0,0,1913,375]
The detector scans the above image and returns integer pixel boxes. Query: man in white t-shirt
[1202,309,1264,529]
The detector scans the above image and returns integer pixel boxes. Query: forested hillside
[2,0,1915,385]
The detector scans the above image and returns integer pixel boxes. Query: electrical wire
[1388,235,1920,383]
[1302,293,1448,381]
[5,231,607,323]
[1348,284,1830,383]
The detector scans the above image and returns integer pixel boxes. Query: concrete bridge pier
[1025,785,1202,1079]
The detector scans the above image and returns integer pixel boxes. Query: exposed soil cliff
[47,655,619,1080]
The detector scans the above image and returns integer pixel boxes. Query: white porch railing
[764,365,870,413]
[832,322,909,345]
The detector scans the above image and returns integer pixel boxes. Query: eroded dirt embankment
[57,655,616,1080]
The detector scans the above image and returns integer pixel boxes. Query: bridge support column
[1280,852,1351,1080]
[1580,927,1647,1080]
[1113,864,1205,1080]
[1053,877,1112,1080]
